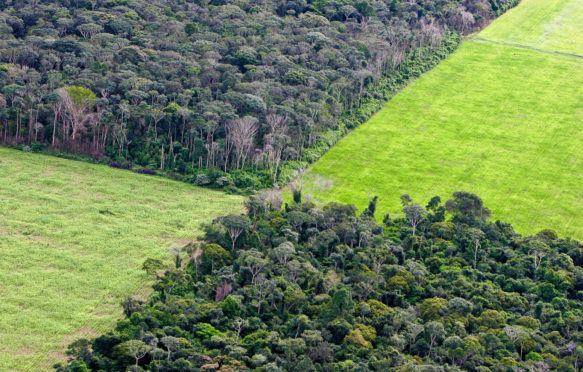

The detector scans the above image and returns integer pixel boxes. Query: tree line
[0,0,518,189]
[58,190,583,371]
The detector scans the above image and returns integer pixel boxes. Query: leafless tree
[57,87,95,141]
[50,98,64,146]
[215,281,232,302]
[232,317,248,342]
[228,116,258,170]
[468,228,485,269]
[356,69,372,107]
[263,117,289,183]
[403,204,427,237]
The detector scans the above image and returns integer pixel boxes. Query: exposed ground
[0,147,243,370]
[304,0,583,238]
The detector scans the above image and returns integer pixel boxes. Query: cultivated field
[480,0,583,55]
[0,148,242,370]
[305,0,583,238]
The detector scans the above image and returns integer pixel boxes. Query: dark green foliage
[445,191,492,224]
[362,195,378,219]
[62,191,583,371]
[0,0,518,191]
[141,258,165,276]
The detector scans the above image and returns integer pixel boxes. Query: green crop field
[480,0,583,55]
[0,148,243,371]
[305,0,583,238]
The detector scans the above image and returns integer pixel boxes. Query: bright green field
[306,0,583,238]
[480,0,583,55]
[0,147,242,370]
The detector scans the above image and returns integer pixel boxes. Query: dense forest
[58,191,583,371]
[0,0,518,189]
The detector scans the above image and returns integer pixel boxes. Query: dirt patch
[47,350,69,367]
[61,326,99,348]
[13,348,35,357]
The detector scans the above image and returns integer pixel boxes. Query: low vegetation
[479,0,583,55]
[59,191,583,371]
[305,0,583,238]
[0,147,242,370]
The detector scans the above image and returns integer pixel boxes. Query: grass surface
[480,0,583,55]
[305,0,583,238]
[0,147,242,371]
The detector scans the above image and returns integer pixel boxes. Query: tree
[400,194,413,206]
[339,5,358,20]
[149,107,165,139]
[221,214,251,251]
[468,228,485,269]
[77,23,103,39]
[355,69,372,107]
[283,286,308,313]
[219,295,242,317]
[46,91,64,146]
[420,297,448,321]
[160,336,179,361]
[142,258,164,276]
[329,287,354,318]
[445,191,491,224]
[264,131,289,184]
[271,241,296,265]
[504,325,529,359]
[233,317,248,342]
[407,323,424,352]
[426,195,446,222]
[57,86,96,142]
[228,116,257,170]
[528,239,550,273]
[121,340,150,369]
[344,329,371,348]
[461,335,484,366]
[403,204,427,236]
[425,321,445,357]
[202,243,232,272]
[215,281,232,302]
[479,310,505,329]
[362,195,378,218]
[240,249,268,284]
[253,274,267,314]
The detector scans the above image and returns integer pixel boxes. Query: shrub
[195,174,211,186]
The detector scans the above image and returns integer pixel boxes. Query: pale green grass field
[0,147,242,370]
[480,0,583,55]
[306,0,583,238]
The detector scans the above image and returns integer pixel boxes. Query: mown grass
[305,0,583,238]
[0,147,243,371]
[480,0,583,55]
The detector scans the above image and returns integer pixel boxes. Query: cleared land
[306,0,583,238]
[0,148,242,370]
[480,0,583,55]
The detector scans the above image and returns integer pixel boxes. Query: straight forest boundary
[304,0,583,239]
